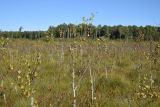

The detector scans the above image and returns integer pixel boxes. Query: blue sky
[0,0,160,31]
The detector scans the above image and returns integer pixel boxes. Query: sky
[0,0,160,31]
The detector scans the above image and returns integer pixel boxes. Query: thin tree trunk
[89,66,94,104]
[72,67,76,107]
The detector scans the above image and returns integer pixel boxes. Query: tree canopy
[0,24,160,41]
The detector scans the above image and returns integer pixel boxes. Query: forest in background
[0,24,160,41]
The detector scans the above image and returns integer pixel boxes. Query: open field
[0,38,160,107]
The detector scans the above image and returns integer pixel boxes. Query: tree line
[0,24,160,41]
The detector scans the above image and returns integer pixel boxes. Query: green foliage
[1,24,160,41]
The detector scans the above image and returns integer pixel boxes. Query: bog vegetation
[0,15,160,107]
[0,37,160,107]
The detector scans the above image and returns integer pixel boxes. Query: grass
[0,38,160,107]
